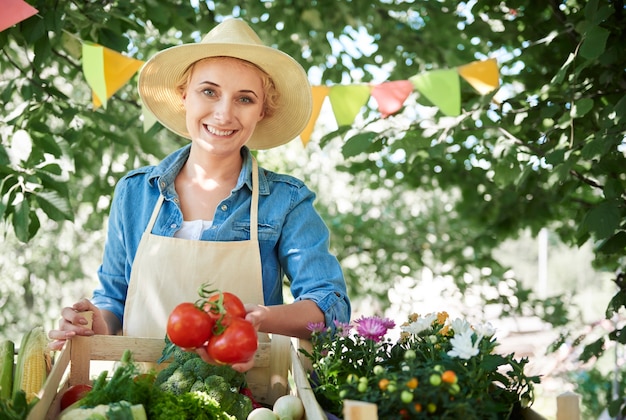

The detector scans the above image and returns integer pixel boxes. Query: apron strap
[146,194,165,233]
[250,157,259,241]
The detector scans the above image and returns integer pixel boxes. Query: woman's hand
[194,346,256,372]
[47,299,110,350]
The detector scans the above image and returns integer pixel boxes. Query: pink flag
[0,0,38,32]
[370,80,414,118]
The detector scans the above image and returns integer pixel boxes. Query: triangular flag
[0,0,38,32]
[82,43,108,108]
[328,85,372,126]
[300,86,330,146]
[142,103,158,133]
[370,80,414,118]
[409,69,461,116]
[82,42,144,109]
[457,58,500,95]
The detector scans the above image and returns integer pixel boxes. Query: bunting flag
[127,56,498,143]
[409,69,461,117]
[82,43,144,109]
[142,104,158,133]
[300,85,331,145]
[370,80,415,118]
[328,84,372,126]
[457,58,499,94]
[0,0,38,32]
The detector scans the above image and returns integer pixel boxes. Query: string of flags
[3,0,500,146]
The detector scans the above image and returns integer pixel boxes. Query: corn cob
[0,339,14,399]
[12,326,51,402]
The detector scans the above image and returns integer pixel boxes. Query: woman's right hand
[47,298,109,350]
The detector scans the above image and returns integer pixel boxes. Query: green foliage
[1,0,625,410]
[303,314,539,419]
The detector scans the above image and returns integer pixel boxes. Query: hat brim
[138,42,312,150]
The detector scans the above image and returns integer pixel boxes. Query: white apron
[123,158,290,403]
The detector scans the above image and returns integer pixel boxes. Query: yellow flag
[457,58,499,95]
[82,43,144,109]
[300,86,330,146]
[328,85,371,126]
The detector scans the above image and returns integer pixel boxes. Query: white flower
[400,313,438,335]
[448,317,472,335]
[473,321,496,338]
[447,330,481,360]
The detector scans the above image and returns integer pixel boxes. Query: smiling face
[181,57,267,156]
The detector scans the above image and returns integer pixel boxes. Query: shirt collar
[148,144,270,196]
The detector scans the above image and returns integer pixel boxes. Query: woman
[48,19,351,369]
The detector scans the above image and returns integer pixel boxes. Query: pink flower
[333,320,352,337]
[354,316,395,343]
[307,321,326,334]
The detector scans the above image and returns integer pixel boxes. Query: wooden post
[556,391,581,420]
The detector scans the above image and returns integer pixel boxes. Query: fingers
[231,358,255,373]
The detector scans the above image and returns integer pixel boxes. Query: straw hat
[138,19,313,150]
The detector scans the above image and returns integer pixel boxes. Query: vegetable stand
[28,335,328,420]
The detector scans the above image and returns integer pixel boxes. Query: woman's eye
[239,96,254,104]
[202,88,216,96]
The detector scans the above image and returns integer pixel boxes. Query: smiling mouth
[205,125,235,136]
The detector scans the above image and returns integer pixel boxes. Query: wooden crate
[28,335,328,420]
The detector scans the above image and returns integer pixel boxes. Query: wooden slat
[290,341,327,420]
[26,341,72,420]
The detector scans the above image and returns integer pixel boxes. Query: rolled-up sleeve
[278,185,351,327]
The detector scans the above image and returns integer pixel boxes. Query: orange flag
[0,0,38,32]
[300,86,331,146]
[370,80,414,118]
[82,43,144,109]
[457,58,499,95]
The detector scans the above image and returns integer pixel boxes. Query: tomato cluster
[166,290,258,365]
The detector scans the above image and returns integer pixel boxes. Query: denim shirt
[92,145,351,329]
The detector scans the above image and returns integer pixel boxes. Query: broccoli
[228,393,254,420]
[153,339,253,419]
[156,366,196,395]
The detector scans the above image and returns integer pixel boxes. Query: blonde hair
[176,56,279,118]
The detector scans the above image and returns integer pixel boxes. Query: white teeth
[206,125,234,136]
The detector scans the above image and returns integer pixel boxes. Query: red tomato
[204,292,246,320]
[167,302,215,348]
[60,383,93,411]
[206,317,258,364]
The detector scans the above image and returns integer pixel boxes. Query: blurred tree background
[1,0,625,417]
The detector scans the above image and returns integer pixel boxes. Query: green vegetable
[154,346,252,419]
[0,340,14,400]
[0,390,38,420]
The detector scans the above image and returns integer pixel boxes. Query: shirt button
[160,181,165,188]
[170,224,177,229]
[220,204,228,211]
[173,198,180,203]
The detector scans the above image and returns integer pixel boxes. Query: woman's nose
[213,99,233,122]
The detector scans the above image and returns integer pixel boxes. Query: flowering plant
[302,312,540,419]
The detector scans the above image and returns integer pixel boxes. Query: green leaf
[341,132,378,158]
[582,200,620,239]
[596,231,626,255]
[606,290,626,316]
[580,338,604,363]
[570,98,594,118]
[580,25,610,60]
[34,190,73,222]
[13,198,30,242]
